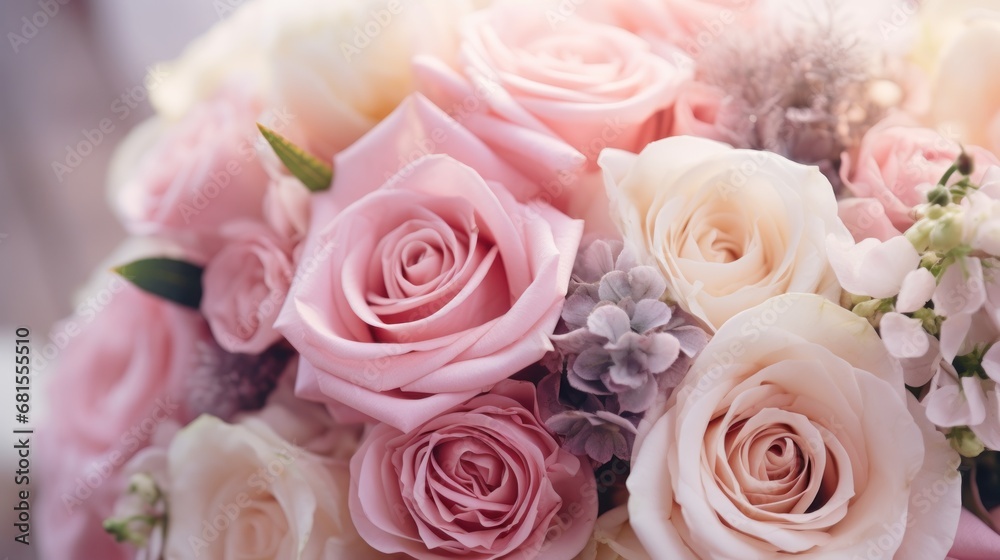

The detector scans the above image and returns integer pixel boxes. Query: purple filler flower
[552,240,707,413]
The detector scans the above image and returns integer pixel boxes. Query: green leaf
[257,123,333,192]
[113,257,204,309]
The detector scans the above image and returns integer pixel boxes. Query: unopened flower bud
[957,151,974,176]
[950,427,985,457]
[927,185,952,206]
[905,221,932,252]
[127,473,160,505]
[929,214,964,253]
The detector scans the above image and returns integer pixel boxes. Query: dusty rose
[414,2,688,185]
[113,86,270,236]
[840,116,999,240]
[628,294,962,559]
[601,136,850,331]
[276,139,582,431]
[350,380,597,559]
[48,281,205,454]
[201,221,295,354]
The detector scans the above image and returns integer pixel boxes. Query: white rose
[930,9,1000,156]
[162,411,382,559]
[150,0,477,160]
[600,136,850,331]
[629,294,962,559]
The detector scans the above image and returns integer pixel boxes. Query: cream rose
[628,294,962,559]
[151,0,476,160]
[600,136,850,331]
[162,410,381,560]
[916,1,1000,154]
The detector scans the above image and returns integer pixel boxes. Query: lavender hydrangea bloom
[553,240,708,413]
[536,372,638,465]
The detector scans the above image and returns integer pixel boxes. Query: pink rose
[113,86,270,236]
[36,439,130,560]
[629,294,962,559]
[840,116,999,240]
[201,221,295,354]
[666,80,731,141]
[276,146,583,431]
[262,171,311,244]
[349,380,597,559]
[657,0,757,52]
[48,281,205,454]
[948,508,1000,560]
[415,3,688,187]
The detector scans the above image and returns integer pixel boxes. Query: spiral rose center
[718,413,836,516]
[401,240,445,287]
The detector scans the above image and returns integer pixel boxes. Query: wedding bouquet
[37,0,1000,558]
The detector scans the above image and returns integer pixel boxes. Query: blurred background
[0,2,222,558]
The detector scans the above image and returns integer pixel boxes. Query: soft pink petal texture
[601,136,849,332]
[667,80,729,142]
[322,94,541,218]
[837,198,903,242]
[925,371,987,428]
[48,282,203,455]
[898,268,937,314]
[840,115,999,233]
[629,294,960,559]
[114,85,270,237]
[934,258,987,318]
[349,380,597,560]
[930,21,1000,154]
[276,152,582,432]
[201,221,294,353]
[826,235,920,299]
[948,509,1000,560]
[881,312,931,358]
[36,439,130,560]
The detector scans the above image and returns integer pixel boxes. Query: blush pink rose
[113,85,270,236]
[36,437,130,560]
[201,221,295,354]
[349,380,597,560]
[276,147,583,432]
[629,294,962,559]
[666,80,731,142]
[840,116,999,240]
[414,3,689,189]
[48,281,206,454]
